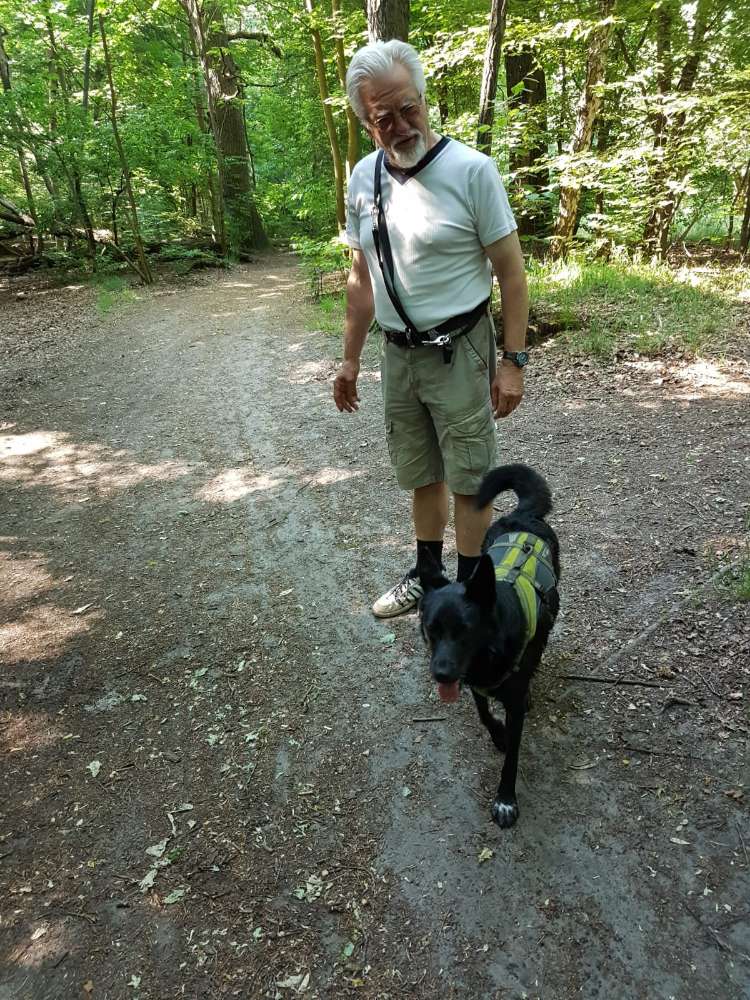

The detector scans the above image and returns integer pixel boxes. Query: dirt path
[1,255,749,1000]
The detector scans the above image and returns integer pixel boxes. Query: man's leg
[373,481,448,618]
[454,493,492,580]
[374,339,448,618]
[414,481,449,541]
[423,314,498,583]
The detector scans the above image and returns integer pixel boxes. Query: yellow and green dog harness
[472,531,557,695]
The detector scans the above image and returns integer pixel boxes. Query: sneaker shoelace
[393,573,419,605]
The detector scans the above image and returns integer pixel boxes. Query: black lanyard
[371,150,419,337]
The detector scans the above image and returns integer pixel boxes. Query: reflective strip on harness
[493,533,554,641]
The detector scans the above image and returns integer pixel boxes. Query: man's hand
[491,361,524,418]
[333,360,361,412]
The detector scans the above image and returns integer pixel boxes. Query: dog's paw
[491,798,519,828]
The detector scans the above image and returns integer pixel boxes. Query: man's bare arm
[333,250,375,413]
[483,232,529,418]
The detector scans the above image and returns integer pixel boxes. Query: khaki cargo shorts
[380,312,497,495]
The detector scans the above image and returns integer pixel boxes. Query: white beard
[389,133,427,169]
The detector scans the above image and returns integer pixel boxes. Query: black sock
[415,539,444,575]
[457,553,481,582]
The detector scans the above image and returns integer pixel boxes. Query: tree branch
[224,30,282,56]
[0,197,33,227]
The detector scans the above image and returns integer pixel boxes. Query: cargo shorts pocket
[439,405,496,494]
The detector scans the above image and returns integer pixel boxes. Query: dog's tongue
[437,681,460,704]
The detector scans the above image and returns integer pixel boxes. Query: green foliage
[293,235,350,296]
[528,256,747,356]
[92,274,137,314]
[1,0,749,282]
[732,560,750,602]
[718,517,750,602]
[306,292,347,336]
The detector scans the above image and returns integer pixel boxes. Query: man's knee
[414,481,447,497]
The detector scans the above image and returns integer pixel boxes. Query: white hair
[346,40,426,122]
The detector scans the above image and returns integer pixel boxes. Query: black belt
[382,298,489,349]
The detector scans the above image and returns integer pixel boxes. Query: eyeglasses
[369,102,423,134]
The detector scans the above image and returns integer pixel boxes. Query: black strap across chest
[372,149,418,336]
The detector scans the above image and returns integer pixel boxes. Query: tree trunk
[643,0,710,259]
[99,14,153,283]
[476,0,508,156]
[728,161,749,249]
[108,175,125,245]
[211,38,269,252]
[45,15,97,265]
[332,0,360,178]
[594,109,611,218]
[82,0,96,111]
[505,46,549,235]
[550,3,614,260]
[305,0,346,229]
[435,77,450,127]
[181,0,268,255]
[367,0,409,42]
[182,38,224,245]
[0,28,43,252]
[740,172,750,255]
[0,24,12,91]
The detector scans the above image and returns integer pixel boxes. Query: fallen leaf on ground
[163,888,186,905]
[670,837,690,846]
[87,760,101,778]
[139,869,157,892]
[293,874,324,902]
[71,603,94,615]
[478,847,494,863]
[724,788,744,800]
[276,972,310,993]
[146,838,169,858]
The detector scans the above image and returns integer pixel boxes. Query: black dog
[419,464,560,828]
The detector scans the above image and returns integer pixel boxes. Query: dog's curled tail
[475,463,552,518]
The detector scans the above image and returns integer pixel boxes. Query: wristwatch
[502,350,529,368]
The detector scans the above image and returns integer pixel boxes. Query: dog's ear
[464,554,496,609]
[418,549,450,593]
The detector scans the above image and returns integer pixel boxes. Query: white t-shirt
[345,137,517,332]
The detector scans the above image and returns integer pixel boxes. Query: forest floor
[1,253,749,1000]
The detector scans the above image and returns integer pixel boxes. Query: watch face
[517,351,529,366]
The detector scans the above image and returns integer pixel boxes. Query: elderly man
[333,39,529,618]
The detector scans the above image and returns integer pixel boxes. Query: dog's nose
[432,662,457,684]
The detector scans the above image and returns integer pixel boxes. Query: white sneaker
[372,571,424,618]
